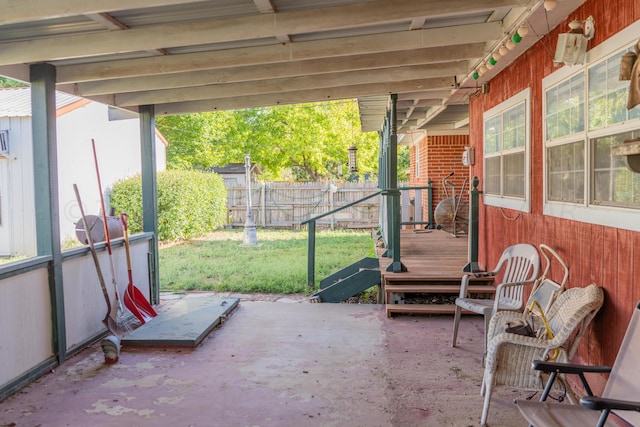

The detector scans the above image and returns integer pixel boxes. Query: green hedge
[110,170,227,242]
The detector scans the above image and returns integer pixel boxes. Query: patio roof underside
[0,0,583,136]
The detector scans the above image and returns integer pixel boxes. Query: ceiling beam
[150,78,456,116]
[253,0,275,13]
[54,23,497,83]
[0,0,522,65]
[69,51,473,96]
[84,12,170,56]
[114,68,457,107]
[0,0,200,25]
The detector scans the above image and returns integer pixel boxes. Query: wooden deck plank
[379,229,494,316]
[384,284,496,293]
[385,303,457,315]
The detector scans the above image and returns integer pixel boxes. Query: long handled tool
[121,212,157,323]
[73,184,120,348]
[91,138,125,321]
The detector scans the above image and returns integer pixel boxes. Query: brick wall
[409,135,470,226]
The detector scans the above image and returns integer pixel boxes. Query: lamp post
[243,154,258,245]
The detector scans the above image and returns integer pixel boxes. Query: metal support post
[464,176,482,272]
[307,221,316,288]
[386,94,406,272]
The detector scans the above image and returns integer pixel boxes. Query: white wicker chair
[452,243,540,352]
[479,284,604,426]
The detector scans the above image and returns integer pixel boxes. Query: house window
[543,20,640,231]
[483,88,530,212]
[415,145,420,178]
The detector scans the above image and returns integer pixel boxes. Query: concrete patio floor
[0,297,530,426]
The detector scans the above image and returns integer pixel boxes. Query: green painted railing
[301,190,383,288]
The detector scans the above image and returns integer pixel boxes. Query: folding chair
[516,300,640,427]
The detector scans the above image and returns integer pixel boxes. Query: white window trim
[483,87,531,212]
[542,18,640,232]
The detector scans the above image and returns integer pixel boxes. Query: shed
[0,87,167,256]
[212,162,261,187]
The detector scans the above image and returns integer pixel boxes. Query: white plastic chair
[452,243,540,352]
[480,284,604,426]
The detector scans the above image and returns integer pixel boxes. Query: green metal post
[427,178,434,229]
[30,63,66,362]
[464,176,482,272]
[139,105,160,304]
[386,94,406,272]
[307,221,316,288]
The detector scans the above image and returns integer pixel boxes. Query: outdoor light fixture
[466,2,541,84]
[517,25,529,37]
[347,146,358,173]
[554,17,595,66]
[544,0,556,11]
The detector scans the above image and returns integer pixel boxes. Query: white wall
[56,102,167,249]
[1,99,166,256]
[0,116,35,256]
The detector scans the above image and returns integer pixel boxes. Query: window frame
[483,87,531,212]
[542,19,640,232]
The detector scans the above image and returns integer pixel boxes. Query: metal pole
[464,176,482,272]
[427,178,434,229]
[307,221,316,288]
[243,154,258,245]
[386,94,406,272]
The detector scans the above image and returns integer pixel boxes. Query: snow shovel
[121,212,157,323]
[91,138,125,322]
[74,184,117,333]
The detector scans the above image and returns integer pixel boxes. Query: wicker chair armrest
[487,310,527,340]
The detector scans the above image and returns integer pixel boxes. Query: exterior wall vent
[0,130,8,158]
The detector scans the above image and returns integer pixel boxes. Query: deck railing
[302,185,434,289]
[301,190,382,288]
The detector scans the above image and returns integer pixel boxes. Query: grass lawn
[159,228,376,294]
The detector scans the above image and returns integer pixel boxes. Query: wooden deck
[377,229,495,317]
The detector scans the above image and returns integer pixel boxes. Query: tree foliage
[156,100,380,181]
[0,77,28,88]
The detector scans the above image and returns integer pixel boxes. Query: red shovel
[121,212,157,323]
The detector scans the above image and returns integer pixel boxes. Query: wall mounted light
[553,17,595,66]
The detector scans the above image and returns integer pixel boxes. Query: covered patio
[0,297,527,427]
[2,1,637,424]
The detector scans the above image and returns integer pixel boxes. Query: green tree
[0,77,28,88]
[156,100,380,180]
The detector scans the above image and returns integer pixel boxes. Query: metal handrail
[302,190,383,288]
[301,190,383,225]
[302,185,434,288]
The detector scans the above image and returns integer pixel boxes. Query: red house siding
[468,0,640,392]
[409,135,469,226]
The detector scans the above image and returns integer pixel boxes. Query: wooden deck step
[385,284,496,294]
[384,282,496,317]
[385,303,457,315]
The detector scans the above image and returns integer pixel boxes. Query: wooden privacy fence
[226,181,382,229]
